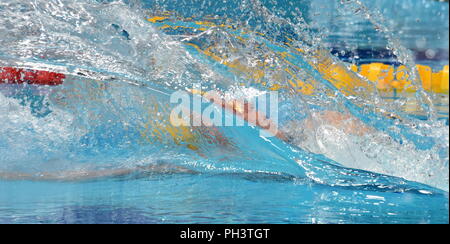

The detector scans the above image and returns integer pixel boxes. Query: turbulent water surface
[0,0,448,223]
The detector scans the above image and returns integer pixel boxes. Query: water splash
[0,0,448,193]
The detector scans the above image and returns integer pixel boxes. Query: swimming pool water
[0,0,448,224]
[1,174,448,224]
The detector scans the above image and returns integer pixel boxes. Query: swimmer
[0,66,371,140]
[0,68,372,181]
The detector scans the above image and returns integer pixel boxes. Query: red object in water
[0,67,65,86]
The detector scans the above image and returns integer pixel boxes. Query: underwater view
[0,0,448,224]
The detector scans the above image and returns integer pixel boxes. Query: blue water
[0,89,447,223]
[1,175,448,224]
[0,0,449,224]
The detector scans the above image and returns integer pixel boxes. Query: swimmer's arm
[0,164,195,181]
[0,168,135,181]
[198,90,371,141]
[219,99,371,139]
